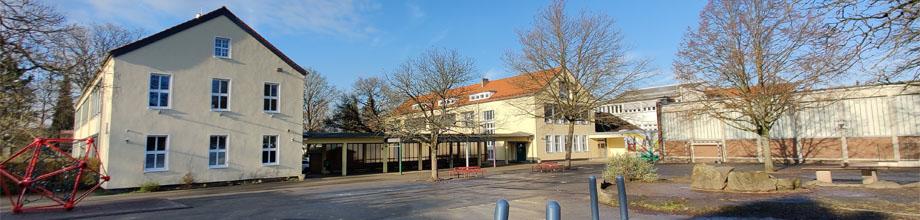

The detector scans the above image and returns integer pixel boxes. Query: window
[572,135,581,152]
[483,110,495,134]
[469,92,493,101]
[214,37,230,58]
[554,135,563,153]
[437,98,457,106]
[558,82,570,99]
[263,83,279,112]
[209,135,228,168]
[545,135,553,153]
[262,135,278,165]
[487,141,495,160]
[149,74,170,108]
[574,135,588,152]
[145,136,168,171]
[461,111,475,127]
[211,79,230,111]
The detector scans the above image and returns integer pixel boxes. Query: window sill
[144,169,168,173]
[264,111,280,115]
[214,55,231,59]
[148,106,171,110]
[262,163,279,167]
[211,109,231,112]
[209,165,229,169]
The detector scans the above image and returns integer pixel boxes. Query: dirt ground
[605,163,920,219]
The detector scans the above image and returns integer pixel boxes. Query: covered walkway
[302,132,533,177]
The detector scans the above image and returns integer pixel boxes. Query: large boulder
[726,171,776,192]
[691,164,734,190]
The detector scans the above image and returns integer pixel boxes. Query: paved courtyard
[2,162,676,220]
[2,161,918,219]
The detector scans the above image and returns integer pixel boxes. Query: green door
[515,143,527,162]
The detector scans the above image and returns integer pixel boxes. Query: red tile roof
[395,69,558,114]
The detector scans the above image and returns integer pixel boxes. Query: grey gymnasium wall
[659,83,920,163]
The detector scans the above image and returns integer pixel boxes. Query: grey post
[589,176,599,220]
[494,199,509,220]
[546,200,561,220]
[616,175,628,220]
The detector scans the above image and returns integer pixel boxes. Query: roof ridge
[108,7,307,75]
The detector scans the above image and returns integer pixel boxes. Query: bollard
[616,175,629,220]
[494,199,509,220]
[588,176,599,220]
[546,200,561,220]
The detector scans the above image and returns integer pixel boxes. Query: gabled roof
[395,69,557,113]
[109,6,307,75]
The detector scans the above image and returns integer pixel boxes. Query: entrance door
[515,143,527,162]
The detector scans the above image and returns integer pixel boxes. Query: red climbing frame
[0,138,109,214]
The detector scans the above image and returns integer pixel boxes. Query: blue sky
[56,0,707,90]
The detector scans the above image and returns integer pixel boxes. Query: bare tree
[674,0,856,172]
[387,48,475,181]
[61,23,143,90]
[1,0,74,154]
[354,76,394,132]
[303,68,336,132]
[823,0,919,83]
[505,0,651,168]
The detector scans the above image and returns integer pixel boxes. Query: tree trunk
[759,130,774,172]
[565,121,575,169]
[429,134,440,181]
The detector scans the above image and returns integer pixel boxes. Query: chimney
[195,13,202,19]
[481,78,489,87]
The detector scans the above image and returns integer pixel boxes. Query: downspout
[656,101,665,159]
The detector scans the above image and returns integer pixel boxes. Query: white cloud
[70,0,380,39]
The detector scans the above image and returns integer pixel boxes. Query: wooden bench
[448,166,485,178]
[802,165,892,184]
[531,162,563,173]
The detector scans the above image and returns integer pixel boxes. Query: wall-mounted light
[276,68,283,72]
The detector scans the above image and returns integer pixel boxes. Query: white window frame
[263,82,280,113]
[262,135,279,165]
[209,135,229,168]
[148,73,172,109]
[214,36,231,58]
[482,110,495,134]
[545,135,553,153]
[554,135,562,153]
[211,78,231,111]
[144,135,169,172]
[469,92,493,101]
[487,141,495,160]
[437,98,458,106]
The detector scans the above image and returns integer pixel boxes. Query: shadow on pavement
[693,196,887,220]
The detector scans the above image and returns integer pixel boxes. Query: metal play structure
[0,138,109,214]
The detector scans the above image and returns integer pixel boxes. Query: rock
[726,171,776,192]
[597,182,616,205]
[690,163,734,190]
[865,180,902,189]
[774,178,799,191]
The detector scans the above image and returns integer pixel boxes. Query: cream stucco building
[303,71,629,177]
[72,7,306,189]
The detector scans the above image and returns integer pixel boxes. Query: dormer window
[438,98,458,106]
[411,103,430,110]
[214,37,231,58]
[469,92,494,101]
